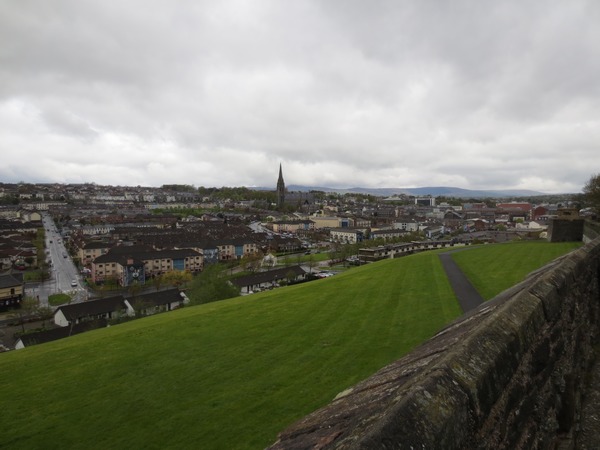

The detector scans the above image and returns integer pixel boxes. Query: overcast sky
[1,1,598,193]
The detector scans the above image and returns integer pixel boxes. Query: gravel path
[438,251,484,313]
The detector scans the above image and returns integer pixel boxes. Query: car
[63,253,68,258]
[71,280,77,287]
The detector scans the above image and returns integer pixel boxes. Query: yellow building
[0,274,24,310]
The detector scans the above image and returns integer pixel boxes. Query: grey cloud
[0,0,598,192]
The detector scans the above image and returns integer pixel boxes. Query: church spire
[276,163,286,209]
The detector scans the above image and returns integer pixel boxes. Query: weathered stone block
[530,277,562,321]
[350,370,473,450]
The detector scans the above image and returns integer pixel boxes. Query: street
[26,214,87,306]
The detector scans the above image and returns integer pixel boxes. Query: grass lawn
[451,241,582,300]
[0,251,460,450]
[0,241,579,449]
[48,293,72,307]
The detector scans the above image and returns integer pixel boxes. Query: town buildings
[0,180,576,286]
[0,273,24,311]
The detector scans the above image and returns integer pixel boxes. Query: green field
[0,241,581,449]
[451,241,582,300]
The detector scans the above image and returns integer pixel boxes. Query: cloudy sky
[1,1,599,193]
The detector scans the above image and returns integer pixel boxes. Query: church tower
[276,163,286,209]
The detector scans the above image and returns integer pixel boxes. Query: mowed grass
[0,252,460,450]
[0,241,578,449]
[451,241,582,300]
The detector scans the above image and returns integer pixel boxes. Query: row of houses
[0,182,207,205]
[90,245,203,285]
[273,204,562,245]
[273,201,563,230]
[71,216,313,289]
[358,240,459,263]
[15,288,188,349]
[231,265,308,294]
[0,212,46,271]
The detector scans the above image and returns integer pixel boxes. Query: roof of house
[83,242,113,250]
[496,202,532,212]
[272,220,315,225]
[443,211,464,219]
[329,228,363,234]
[231,265,307,287]
[93,247,202,265]
[0,273,24,289]
[126,288,184,307]
[371,228,407,235]
[16,319,108,348]
[55,295,127,321]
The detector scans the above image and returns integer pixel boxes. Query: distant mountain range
[270,185,547,198]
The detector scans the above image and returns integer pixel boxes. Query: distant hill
[256,185,546,198]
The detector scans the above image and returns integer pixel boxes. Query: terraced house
[215,238,259,261]
[78,241,112,266]
[91,245,202,286]
[0,273,24,311]
[329,228,364,244]
[269,219,315,234]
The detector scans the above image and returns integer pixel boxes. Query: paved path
[438,251,485,313]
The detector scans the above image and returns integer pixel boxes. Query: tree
[152,275,163,292]
[241,251,263,273]
[37,306,54,328]
[187,265,239,305]
[306,253,317,274]
[128,282,142,299]
[11,296,39,334]
[285,270,296,284]
[160,270,193,289]
[583,173,600,210]
[130,296,151,318]
[328,242,342,263]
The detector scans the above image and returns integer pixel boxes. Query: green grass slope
[451,241,582,300]
[0,242,579,449]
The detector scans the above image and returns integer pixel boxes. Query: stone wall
[583,220,600,243]
[269,231,600,449]
[548,218,585,242]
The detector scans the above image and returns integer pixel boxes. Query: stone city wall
[583,220,600,243]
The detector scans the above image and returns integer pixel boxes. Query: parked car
[71,280,77,287]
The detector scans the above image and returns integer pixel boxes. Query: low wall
[584,220,600,243]
[269,234,600,449]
